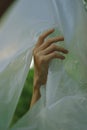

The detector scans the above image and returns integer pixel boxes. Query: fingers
[45,51,65,62]
[41,44,68,55]
[34,28,68,63]
[40,28,55,40]
[40,36,64,50]
[35,28,55,47]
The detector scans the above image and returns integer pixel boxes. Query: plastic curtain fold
[0,0,87,129]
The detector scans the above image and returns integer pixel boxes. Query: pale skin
[30,29,69,108]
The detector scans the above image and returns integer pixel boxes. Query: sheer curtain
[0,0,87,129]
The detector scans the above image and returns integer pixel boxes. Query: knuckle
[51,44,56,49]
[34,53,40,61]
[53,51,58,57]
[33,48,40,57]
[47,39,51,43]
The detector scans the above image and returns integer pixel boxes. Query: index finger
[36,28,55,47]
[40,28,55,39]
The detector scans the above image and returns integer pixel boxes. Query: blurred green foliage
[11,68,34,126]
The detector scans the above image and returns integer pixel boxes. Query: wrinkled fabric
[0,0,87,130]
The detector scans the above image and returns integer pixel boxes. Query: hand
[30,29,69,108]
[33,29,68,90]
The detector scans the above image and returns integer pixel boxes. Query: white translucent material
[0,0,87,129]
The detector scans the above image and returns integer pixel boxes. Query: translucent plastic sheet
[0,0,87,130]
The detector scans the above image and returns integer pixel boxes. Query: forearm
[30,75,41,108]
